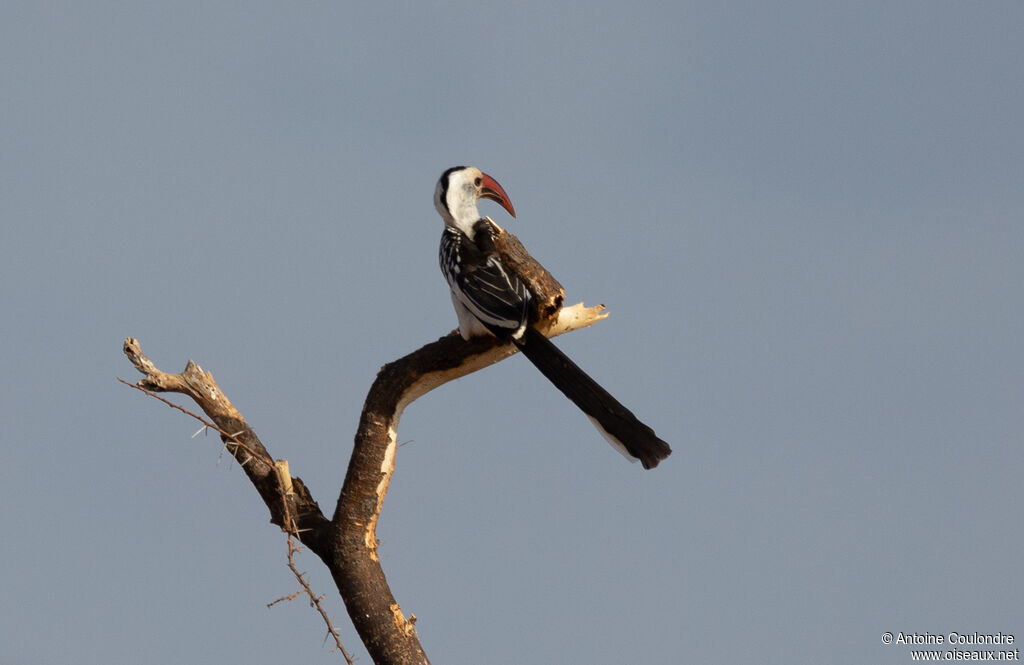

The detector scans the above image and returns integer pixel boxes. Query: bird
[434,166,672,469]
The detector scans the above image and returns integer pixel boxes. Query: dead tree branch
[122,224,608,664]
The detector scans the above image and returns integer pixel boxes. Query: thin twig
[119,376,354,663]
[282,533,354,663]
[117,378,269,465]
[267,590,303,607]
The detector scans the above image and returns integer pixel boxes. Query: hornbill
[434,166,672,469]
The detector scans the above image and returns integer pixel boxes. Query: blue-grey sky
[2,3,1022,664]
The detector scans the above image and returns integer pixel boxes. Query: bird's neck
[447,203,482,239]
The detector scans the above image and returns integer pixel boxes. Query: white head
[434,166,516,234]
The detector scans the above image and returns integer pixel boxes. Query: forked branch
[122,225,608,664]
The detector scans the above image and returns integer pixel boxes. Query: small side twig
[117,378,269,464]
[274,534,354,663]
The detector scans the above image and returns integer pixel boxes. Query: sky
[2,2,1022,664]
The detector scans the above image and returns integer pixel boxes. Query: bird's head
[434,166,516,231]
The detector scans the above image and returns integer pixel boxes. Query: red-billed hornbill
[435,166,672,469]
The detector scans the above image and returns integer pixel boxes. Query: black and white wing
[439,224,529,339]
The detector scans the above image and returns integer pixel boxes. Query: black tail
[515,326,672,469]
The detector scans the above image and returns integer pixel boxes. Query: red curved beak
[479,172,516,218]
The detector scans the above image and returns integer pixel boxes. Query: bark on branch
[122,225,607,664]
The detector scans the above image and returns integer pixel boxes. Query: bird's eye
[474,177,482,186]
